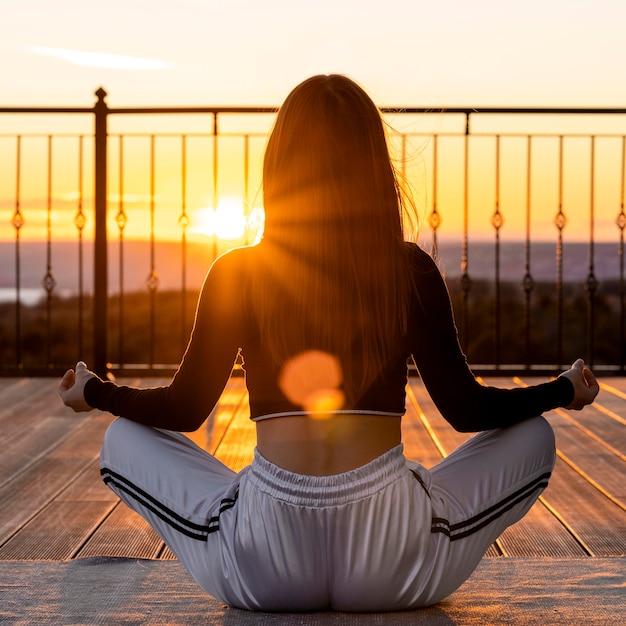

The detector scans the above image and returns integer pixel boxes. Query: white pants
[100,415,555,612]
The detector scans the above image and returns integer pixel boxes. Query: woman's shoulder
[404,241,440,273]
[210,244,259,276]
[197,246,260,305]
[197,246,260,318]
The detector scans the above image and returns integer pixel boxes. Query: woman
[59,75,598,612]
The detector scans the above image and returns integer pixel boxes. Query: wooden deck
[0,374,625,561]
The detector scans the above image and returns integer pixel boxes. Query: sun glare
[191,198,247,241]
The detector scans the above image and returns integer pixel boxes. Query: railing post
[93,88,109,377]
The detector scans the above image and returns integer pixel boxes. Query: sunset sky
[1,0,626,246]
[2,0,625,108]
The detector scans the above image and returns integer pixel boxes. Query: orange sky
[2,0,625,108]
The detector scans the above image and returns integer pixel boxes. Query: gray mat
[1,557,624,625]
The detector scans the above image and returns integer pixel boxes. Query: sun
[190,198,248,241]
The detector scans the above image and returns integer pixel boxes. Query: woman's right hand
[59,361,96,412]
[558,358,599,410]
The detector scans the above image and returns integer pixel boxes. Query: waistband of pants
[246,444,407,507]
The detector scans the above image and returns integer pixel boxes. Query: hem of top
[250,409,405,422]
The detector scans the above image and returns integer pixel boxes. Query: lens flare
[278,350,345,418]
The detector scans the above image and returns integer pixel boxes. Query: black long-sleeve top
[84,243,573,432]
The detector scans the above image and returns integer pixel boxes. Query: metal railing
[1,89,625,376]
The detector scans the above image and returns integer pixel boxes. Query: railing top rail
[107,106,280,115]
[0,107,93,114]
[1,105,625,116]
[382,107,626,115]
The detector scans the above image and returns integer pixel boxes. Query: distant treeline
[446,278,624,370]
[0,279,624,373]
[0,290,198,371]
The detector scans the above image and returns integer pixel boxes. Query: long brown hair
[249,75,417,404]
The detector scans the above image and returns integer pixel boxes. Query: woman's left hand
[558,358,600,410]
[59,361,96,412]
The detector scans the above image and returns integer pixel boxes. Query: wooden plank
[402,392,450,467]
[186,376,248,453]
[213,396,255,472]
[0,500,116,560]
[0,377,29,392]
[0,378,58,424]
[47,413,114,461]
[0,458,118,559]
[0,415,89,489]
[497,495,588,557]
[596,380,626,425]
[541,456,626,556]
[0,379,75,470]
[77,503,163,559]
[599,377,626,396]
[0,458,93,546]
[0,412,112,546]
[497,509,586,557]
[550,413,626,503]
[0,384,70,448]
[407,378,588,557]
[554,402,626,457]
[57,459,119,503]
[0,379,101,494]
